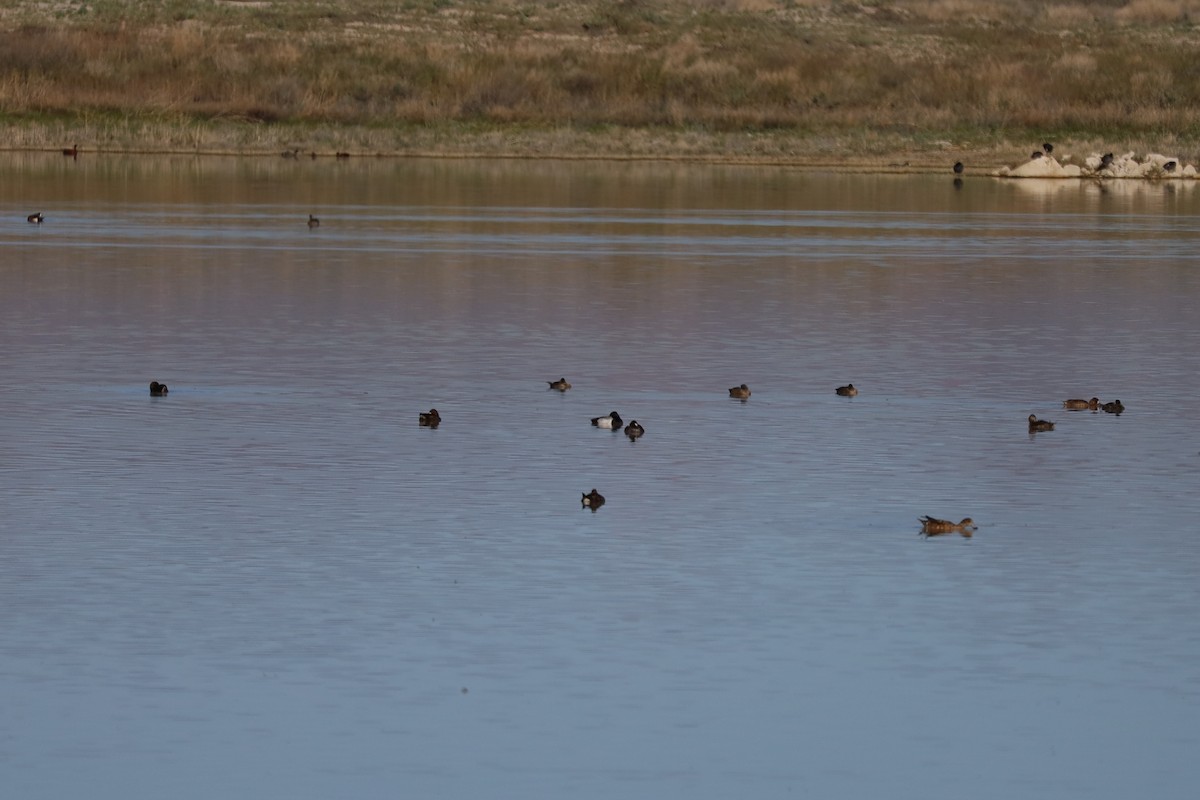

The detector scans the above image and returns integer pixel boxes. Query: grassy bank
[4,0,1200,168]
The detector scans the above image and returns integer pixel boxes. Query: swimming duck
[728,384,751,399]
[149,381,169,396]
[1062,397,1100,410]
[307,214,320,229]
[624,420,645,440]
[547,378,572,391]
[591,411,623,429]
[919,516,976,536]
[581,489,605,509]
[62,143,78,158]
[418,408,441,427]
[26,212,43,224]
[835,383,858,397]
[1028,414,1055,432]
[1101,400,1125,414]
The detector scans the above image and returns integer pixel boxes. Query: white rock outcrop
[1001,149,1196,178]
[998,155,1082,178]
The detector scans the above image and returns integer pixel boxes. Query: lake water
[2,154,1199,799]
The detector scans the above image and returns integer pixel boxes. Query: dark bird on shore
[581,489,605,510]
[836,383,858,397]
[1100,153,1114,169]
[919,516,976,537]
[1028,414,1055,432]
[26,212,43,224]
[624,420,645,440]
[149,381,169,396]
[953,161,964,175]
[62,144,78,158]
[1165,161,1177,173]
[728,384,751,399]
[1031,151,1044,160]
[307,214,320,229]
[547,377,571,391]
[1043,142,1054,154]
[419,408,441,427]
[591,411,622,429]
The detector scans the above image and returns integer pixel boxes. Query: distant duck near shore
[62,143,78,158]
[27,212,43,224]
[307,214,320,229]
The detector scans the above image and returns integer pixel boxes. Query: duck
[335,152,351,159]
[919,516,976,536]
[547,378,571,391]
[1030,151,1044,160]
[1062,397,1100,410]
[1042,142,1054,155]
[624,420,645,440]
[953,161,964,175]
[26,212,43,224]
[591,411,623,429]
[835,383,858,397]
[62,143,78,158]
[1101,400,1125,414]
[1165,160,1178,173]
[581,489,605,509]
[1028,414,1055,432]
[307,214,320,229]
[418,408,441,427]
[1100,152,1115,169]
[149,381,169,396]
[728,384,751,399]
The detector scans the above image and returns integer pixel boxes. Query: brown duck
[919,516,976,536]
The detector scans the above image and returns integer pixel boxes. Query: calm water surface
[2,155,1199,799]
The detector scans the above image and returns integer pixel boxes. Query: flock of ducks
[147,375,1122,532]
[567,380,864,514]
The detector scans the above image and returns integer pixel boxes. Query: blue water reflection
[2,157,1199,799]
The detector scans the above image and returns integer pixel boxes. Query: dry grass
[3,0,1200,164]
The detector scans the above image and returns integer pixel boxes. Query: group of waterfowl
[1063,397,1125,414]
[1027,396,1125,433]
